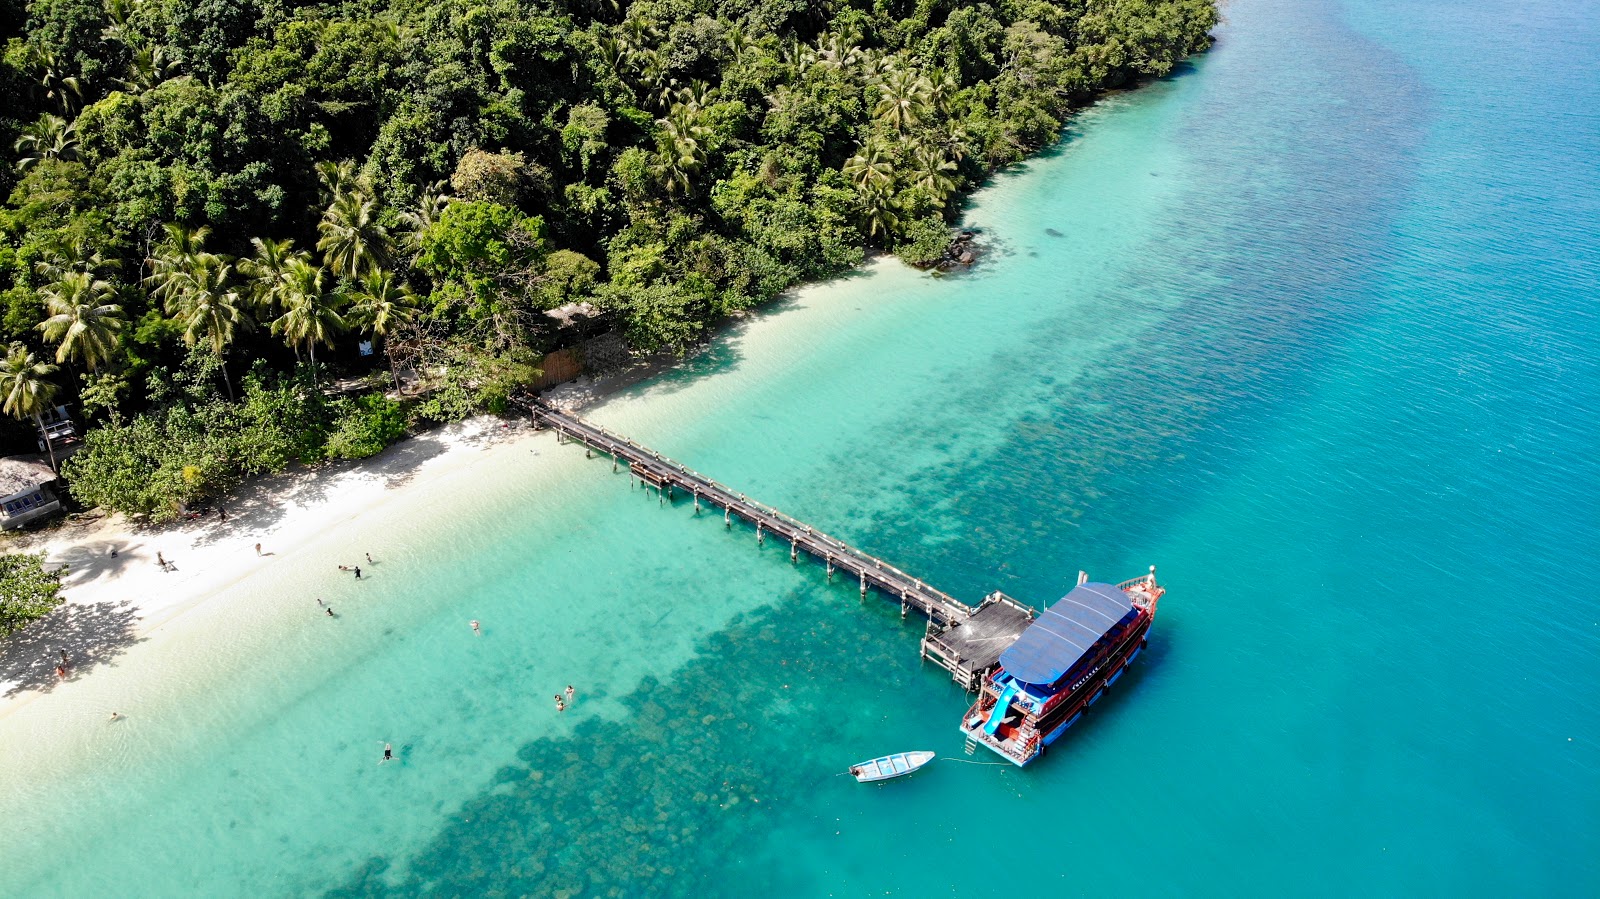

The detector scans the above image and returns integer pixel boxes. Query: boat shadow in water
[1021,632,1174,769]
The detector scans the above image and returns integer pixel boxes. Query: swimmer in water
[109,711,121,721]
[382,743,393,763]
[326,607,335,617]
[565,685,575,703]
[554,695,565,712]
[470,620,481,635]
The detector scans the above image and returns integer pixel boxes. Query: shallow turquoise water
[3,0,1597,893]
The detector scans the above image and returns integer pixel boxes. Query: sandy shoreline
[0,325,716,720]
[0,414,548,717]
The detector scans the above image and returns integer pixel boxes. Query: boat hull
[960,614,1153,767]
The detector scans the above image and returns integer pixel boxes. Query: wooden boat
[959,570,1164,767]
[849,751,936,782]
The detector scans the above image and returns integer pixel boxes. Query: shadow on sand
[1,598,142,698]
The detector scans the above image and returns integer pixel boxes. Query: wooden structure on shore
[518,397,1038,690]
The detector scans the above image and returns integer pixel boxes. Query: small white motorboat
[849,751,936,783]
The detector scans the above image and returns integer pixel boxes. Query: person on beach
[55,664,66,680]
[470,620,481,635]
[157,551,167,570]
[255,543,262,556]
[565,685,575,704]
[59,649,69,666]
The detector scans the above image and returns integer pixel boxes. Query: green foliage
[325,393,406,460]
[4,0,1216,506]
[895,216,954,268]
[412,342,540,422]
[0,552,64,637]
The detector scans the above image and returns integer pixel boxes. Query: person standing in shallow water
[353,566,362,579]
[565,685,575,704]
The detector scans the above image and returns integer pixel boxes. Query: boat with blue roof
[959,568,1163,766]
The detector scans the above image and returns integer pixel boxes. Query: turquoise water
[4,0,1598,893]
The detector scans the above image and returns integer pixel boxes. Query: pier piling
[520,396,984,652]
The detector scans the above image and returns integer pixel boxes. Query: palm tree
[118,46,179,94]
[164,253,250,398]
[13,115,79,172]
[859,184,901,240]
[396,181,450,259]
[816,32,863,70]
[909,145,958,207]
[874,68,934,133]
[315,159,362,204]
[348,271,417,389]
[26,47,83,115]
[238,237,307,319]
[32,235,119,283]
[843,142,896,191]
[38,273,125,371]
[0,344,62,472]
[318,190,388,279]
[144,223,212,305]
[651,105,710,197]
[272,260,344,368]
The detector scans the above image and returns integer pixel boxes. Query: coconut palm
[815,32,863,70]
[651,106,710,196]
[909,145,958,207]
[348,271,418,389]
[318,189,388,278]
[32,235,119,283]
[164,253,250,398]
[396,181,450,258]
[118,46,180,94]
[144,223,212,305]
[26,47,83,115]
[13,115,79,172]
[315,159,362,204]
[238,237,307,318]
[38,273,126,371]
[843,142,895,191]
[874,68,933,133]
[272,260,345,368]
[0,344,62,472]
[859,184,901,240]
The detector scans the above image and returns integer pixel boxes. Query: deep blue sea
[1,0,1596,893]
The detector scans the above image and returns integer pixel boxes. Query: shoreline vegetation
[0,0,1215,637]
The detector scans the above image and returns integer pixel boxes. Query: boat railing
[1116,573,1158,592]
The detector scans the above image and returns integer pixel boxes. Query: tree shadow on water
[1,599,143,698]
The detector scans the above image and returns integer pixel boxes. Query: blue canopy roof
[999,583,1137,686]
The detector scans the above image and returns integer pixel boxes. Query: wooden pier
[518,397,1036,688]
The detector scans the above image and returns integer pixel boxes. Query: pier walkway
[519,397,1038,687]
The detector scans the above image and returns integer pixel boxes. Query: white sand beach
[0,415,544,719]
